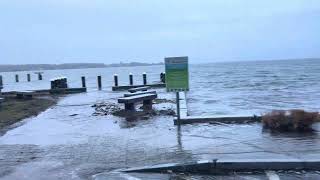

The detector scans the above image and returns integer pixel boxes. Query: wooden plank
[118,94,157,104]
[128,86,150,93]
[16,90,34,99]
[124,91,156,97]
[49,87,87,94]
[16,90,34,94]
[112,83,165,91]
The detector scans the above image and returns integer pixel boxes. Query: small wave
[204,99,219,104]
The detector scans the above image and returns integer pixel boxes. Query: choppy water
[1,59,320,116]
[0,59,320,179]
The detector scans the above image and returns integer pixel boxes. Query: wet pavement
[0,90,319,179]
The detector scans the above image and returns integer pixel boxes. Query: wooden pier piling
[38,74,42,80]
[81,76,86,88]
[27,74,31,82]
[114,74,118,87]
[129,73,133,85]
[160,72,166,83]
[0,75,3,91]
[97,76,102,90]
[15,74,19,82]
[143,73,147,85]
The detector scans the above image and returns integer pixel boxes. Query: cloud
[0,0,319,64]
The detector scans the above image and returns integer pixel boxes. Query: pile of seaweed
[92,99,175,119]
[262,109,320,132]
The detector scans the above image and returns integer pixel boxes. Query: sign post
[165,56,189,124]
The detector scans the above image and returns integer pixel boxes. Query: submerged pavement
[0,90,319,179]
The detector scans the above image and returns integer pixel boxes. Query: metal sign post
[165,56,189,125]
[176,92,180,124]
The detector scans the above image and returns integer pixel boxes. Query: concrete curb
[122,160,216,174]
[122,159,320,174]
[174,91,262,125]
[174,115,261,125]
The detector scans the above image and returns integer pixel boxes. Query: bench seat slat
[128,86,150,93]
[16,90,34,94]
[118,94,157,104]
[124,91,156,97]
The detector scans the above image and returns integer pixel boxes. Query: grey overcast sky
[0,0,319,64]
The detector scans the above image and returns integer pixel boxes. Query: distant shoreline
[0,62,164,73]
[0,58,318,73]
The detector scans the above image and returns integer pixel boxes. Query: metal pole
[81,76,86,88]
[114,74,118,87]
[176,92,180,125]
[97,76,102,90]
[129,73,133,86]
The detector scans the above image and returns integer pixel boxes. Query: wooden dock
[49,87,87,94]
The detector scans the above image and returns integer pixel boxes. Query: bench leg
[16,94,23,99]
[142,100,153,110]
[125,103,135,111]
[25,95,33,100]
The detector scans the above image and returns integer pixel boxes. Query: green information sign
[165,56,189,92]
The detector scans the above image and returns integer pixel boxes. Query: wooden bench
[124,91,156,97]
[118,94,157,111]
[128,86,150,93]
[16,90,34,99]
